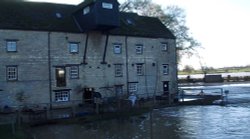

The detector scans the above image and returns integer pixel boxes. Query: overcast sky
[28,0,250,69]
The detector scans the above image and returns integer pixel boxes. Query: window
[114,64,123,77]
[83,6,90,15]
[163,64,169,75]
[55,90,70,102]
[6,41,17,52]
[161,43,168,51]
[56,67,66,87]
[128,82,138,93]
[6,66,18,81]
[136,45,143,54]
[102,2,113,9]
[70,66,79,79]
[69,43,79,53]
[113,44,122,54]
[136,64,143,75]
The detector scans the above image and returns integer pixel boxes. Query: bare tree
[120,0,200,61]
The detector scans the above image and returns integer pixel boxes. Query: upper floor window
[69,43,79,53]
[136,44,143,54]
[6,41,17,52]
[70,66,79,79]
[114,64,123,77]
[161,43,168,51]
[6,66,18,81]
[113,44,122,54]
[136,64,144,76]
[83,6,90,15]
[163,64,169,75]
[102,2,113,9]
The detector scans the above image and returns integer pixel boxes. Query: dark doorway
[56,67,66,87]
[83,88,94,103]
[163,81,169,95]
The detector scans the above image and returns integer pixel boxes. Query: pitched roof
[0,1,175,39]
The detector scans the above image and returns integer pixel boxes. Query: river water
[30,83,250,139]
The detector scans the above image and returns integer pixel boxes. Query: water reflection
[31,83,250,139]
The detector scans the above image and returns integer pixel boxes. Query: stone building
[0,0,177,108]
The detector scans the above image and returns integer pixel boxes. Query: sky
[28,0,250,69]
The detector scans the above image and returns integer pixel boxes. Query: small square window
[70,66,79,79]
[114,44,122,54]
[136,45,143,54]
[161,43,168,51]
[83,6,90,15]
[163,64,169,75]
[114,64,123,77]
[55,91,70,102]
[6,66,18,81]
[6,41,17,52]
[69,43,79,53]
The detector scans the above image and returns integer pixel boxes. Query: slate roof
[0,1,175,39]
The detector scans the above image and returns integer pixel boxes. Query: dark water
[30,83,250,139]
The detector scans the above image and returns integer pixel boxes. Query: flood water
[30,83,250,139]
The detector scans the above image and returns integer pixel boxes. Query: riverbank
[179,81,250,87]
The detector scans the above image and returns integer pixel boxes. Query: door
[163,81,169,95]
[56,67,66,87]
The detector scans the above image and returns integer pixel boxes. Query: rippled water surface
[31,83,250,139]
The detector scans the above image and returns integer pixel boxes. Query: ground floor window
[6,66,18,81]
[128,82,138,93]
[55,90,70,102]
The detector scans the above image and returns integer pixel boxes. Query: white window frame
[113,44,122,54]
[102,2,113,9]
[136,45,143,54]
[83,6,90,15]
[161,43,168,51]
[55,90,70,102]
[136,64,143,76]
[114,64,123,77]
[163,64,169,75]
[6,66,18,81]
[70,66,79,79]
[6,41,17,52]
[69,43,79,53]
[129,82,138,93]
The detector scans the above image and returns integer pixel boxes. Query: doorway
[163,81,169,95]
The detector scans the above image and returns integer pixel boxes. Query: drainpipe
[101,33,109,64]
[48,32,52,109]
[83,33,89,65]
[125,36,129,96]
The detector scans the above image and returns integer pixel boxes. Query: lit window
[83,6,90,15]
[56,67,66,87]
[114,64,123,77]
[6,66,18,81]
[136,64,143,75]
[113,44,122,54]
[136,45,143,54]
[163,64,169,75]
[69,43,79,53]
[129,82,137,93]
[102,2,113,9]
[6,41,17,52]
[70,66,79,79]
[55,91,70,102]
[161,43,168,51]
